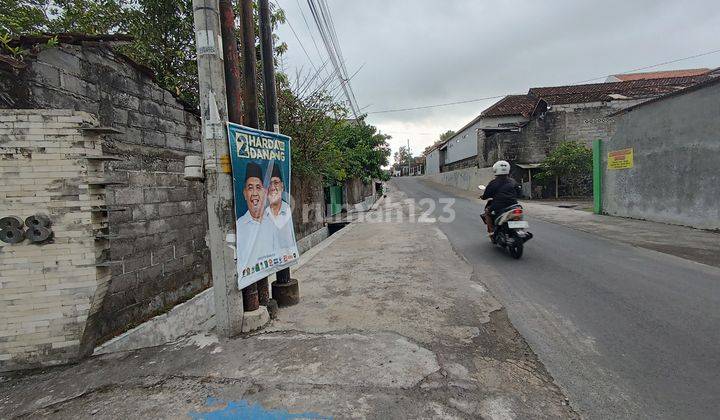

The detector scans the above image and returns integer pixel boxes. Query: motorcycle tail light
[512,209,523,215]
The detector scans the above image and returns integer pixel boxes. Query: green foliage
[535,141,593,196]
[439,130,456,142]
[2,0,390,186]
[277,77,390,186]
[45,0,132,34]
[331,118,391,183]
[393,146,412,169]
[0,0,50,35]
[120,0,198,105]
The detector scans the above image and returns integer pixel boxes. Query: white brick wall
[0,109,110,371]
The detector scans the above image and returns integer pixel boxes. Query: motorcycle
[478,185,533,259]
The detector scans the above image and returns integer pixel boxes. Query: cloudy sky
[274,0,720,160]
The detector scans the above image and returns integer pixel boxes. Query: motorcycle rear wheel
[509,243,523,259]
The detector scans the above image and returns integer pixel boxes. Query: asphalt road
[391,177,720,420]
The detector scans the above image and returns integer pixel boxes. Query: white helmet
[492,160,511,176]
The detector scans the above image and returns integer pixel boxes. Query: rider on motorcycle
[481,160,520,236]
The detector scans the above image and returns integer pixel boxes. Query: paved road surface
[391,177,720,420]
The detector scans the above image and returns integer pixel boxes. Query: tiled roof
[528,75,711,105]
[611,68,710,81]
[609,73,720,116]
[481,94,540,118]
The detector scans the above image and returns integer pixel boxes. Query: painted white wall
[444,121,480,164]
[426,149,440,174]
[444,115,529,165]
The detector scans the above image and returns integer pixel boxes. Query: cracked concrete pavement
[0,188,575,419]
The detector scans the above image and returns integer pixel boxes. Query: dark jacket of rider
[481,175,520,212]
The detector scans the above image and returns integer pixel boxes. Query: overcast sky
[274,0,720,159]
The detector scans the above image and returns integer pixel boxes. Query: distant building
[604,68,710,82]
[481,73,716,197]
[426,69,717,198]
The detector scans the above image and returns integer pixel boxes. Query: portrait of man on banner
[228,123,299,289]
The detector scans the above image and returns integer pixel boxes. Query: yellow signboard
[608,148,633,170]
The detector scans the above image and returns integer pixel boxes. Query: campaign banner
[227,122,299,289]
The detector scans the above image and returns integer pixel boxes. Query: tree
[2,0,391,185]
[0,0,50,35]
[439,130,456,142]
[393,145,412,169]
[332,118,391,182]
[535,141,593,197]
[120,0,198,106]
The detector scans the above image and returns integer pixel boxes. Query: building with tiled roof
[427,70,716,194]
[605,68,710,82]
[529,75,711,106]
[480,94,542,118]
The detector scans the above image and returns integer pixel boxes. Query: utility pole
[407,139,411,176]
[259,0,298,305]
[219,0,243,125]
[238,0,266,309]
[259,0,278,134]
[192,0,243,337]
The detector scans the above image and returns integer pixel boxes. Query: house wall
[480,101,647,168]
[1,44,211,356]
[426,149,440,174]
[444,122,479,164]
[602,81,720,229]
[0,109,109,371]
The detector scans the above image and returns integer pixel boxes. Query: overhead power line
[276,1,319,74]
[306,0,361,118]
[367,94,509,115]
[575,47,720,84]
[367,47,720,115]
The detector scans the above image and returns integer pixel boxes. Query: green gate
[328,185,343,216]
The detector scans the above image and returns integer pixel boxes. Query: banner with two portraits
[227,123,299,289]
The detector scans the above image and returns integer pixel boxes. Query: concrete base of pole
[272,278,300,307]
[241,306,270,333]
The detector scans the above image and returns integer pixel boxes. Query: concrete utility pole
[192,0,243,337]
[259,0,299,306]
[238,0,267,309]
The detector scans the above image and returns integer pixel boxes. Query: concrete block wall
[344,177,374,206]
[422,166,495,193]
[291,175,326,242]
[602,81,720,229]
[480,101,647,169]
[1,43,211,350]
[0,109,109,371]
